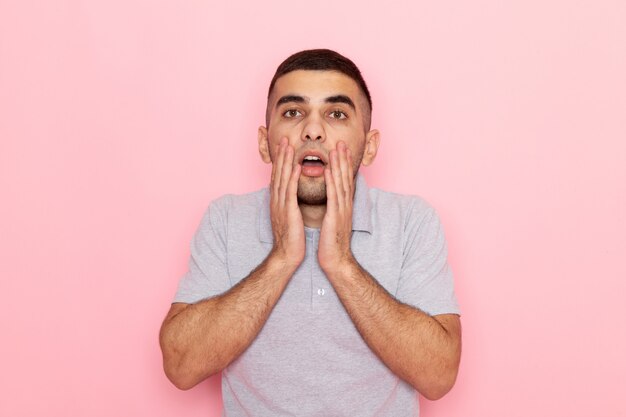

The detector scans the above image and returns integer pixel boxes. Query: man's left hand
[318,141,356,274]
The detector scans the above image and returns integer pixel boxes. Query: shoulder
[368,186,438,229]
[206,188,268,214]
[198,187,268,230]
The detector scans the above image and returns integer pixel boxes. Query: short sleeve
[173,197,232,304]
[395,200,460,316]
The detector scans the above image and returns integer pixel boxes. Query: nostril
[303,133,324,141]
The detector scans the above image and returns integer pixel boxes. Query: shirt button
[317,288,325,296]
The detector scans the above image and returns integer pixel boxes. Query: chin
[297,179,327,205]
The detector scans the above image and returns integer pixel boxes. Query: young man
[160,49,461,416]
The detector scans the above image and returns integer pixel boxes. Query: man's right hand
[160,137,305,390]
[269,137,305,268]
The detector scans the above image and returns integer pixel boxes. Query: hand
[318,141,356,274]
[269,137,305,268]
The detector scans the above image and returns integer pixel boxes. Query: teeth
[303,156,321,161]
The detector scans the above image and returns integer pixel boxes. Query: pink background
[1,1,625,416]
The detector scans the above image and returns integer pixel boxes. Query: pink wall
[1,1,625,416]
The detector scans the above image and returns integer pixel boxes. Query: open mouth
[300,153,326,177]
[301,155,325,167]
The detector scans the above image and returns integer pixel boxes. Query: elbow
[160,349,192,390]
[161,348,220,391]
[418,340,462,400]
[162,349,222,390]
[420,381,454,401]
[160,331,214,390]
[163,363,202,391]
[413,366,459,401]
[161,345,197,390]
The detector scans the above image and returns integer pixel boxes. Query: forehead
[270,70,362,104]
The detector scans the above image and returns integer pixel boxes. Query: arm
[159,137,304,390]
[318,142,461,400]
[323,259,461,400]
[159,252,299,390]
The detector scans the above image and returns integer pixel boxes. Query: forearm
[325,257,461,400]
[159,251,298,390]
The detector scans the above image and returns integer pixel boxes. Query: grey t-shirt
[174,174,460,416]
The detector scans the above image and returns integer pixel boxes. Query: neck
[299,204,327,228]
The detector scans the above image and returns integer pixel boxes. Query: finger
[324,164,337,212]
[286,163,301,206]
[279,145,294,205]
[272,138,287,201]
[337,142,351,199]
[347,147,354,180]
[270,143,278,188]
[330,148,344,210]
[345,147,355,204]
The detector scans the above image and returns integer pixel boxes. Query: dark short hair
[266,49,372,129]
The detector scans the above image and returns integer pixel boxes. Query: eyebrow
[324,95,356,111]
[274,94,356,111]
[275,95,308,108]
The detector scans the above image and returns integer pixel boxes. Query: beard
[297,177,328,205]
[296,149,364,206]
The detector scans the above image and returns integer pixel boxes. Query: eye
[329,110,347,120]
[283,109,302,118]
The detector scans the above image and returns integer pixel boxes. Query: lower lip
[301,165,325,177]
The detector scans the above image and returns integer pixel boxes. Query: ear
[361,129,380,166]
[258,126,272,164]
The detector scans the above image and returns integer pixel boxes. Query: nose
[301,115,325,142]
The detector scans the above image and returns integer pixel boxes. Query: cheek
[351,148,365,169]
[268,124,300,147]
[347,140,366,167]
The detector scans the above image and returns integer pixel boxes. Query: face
[258,70,380,205]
